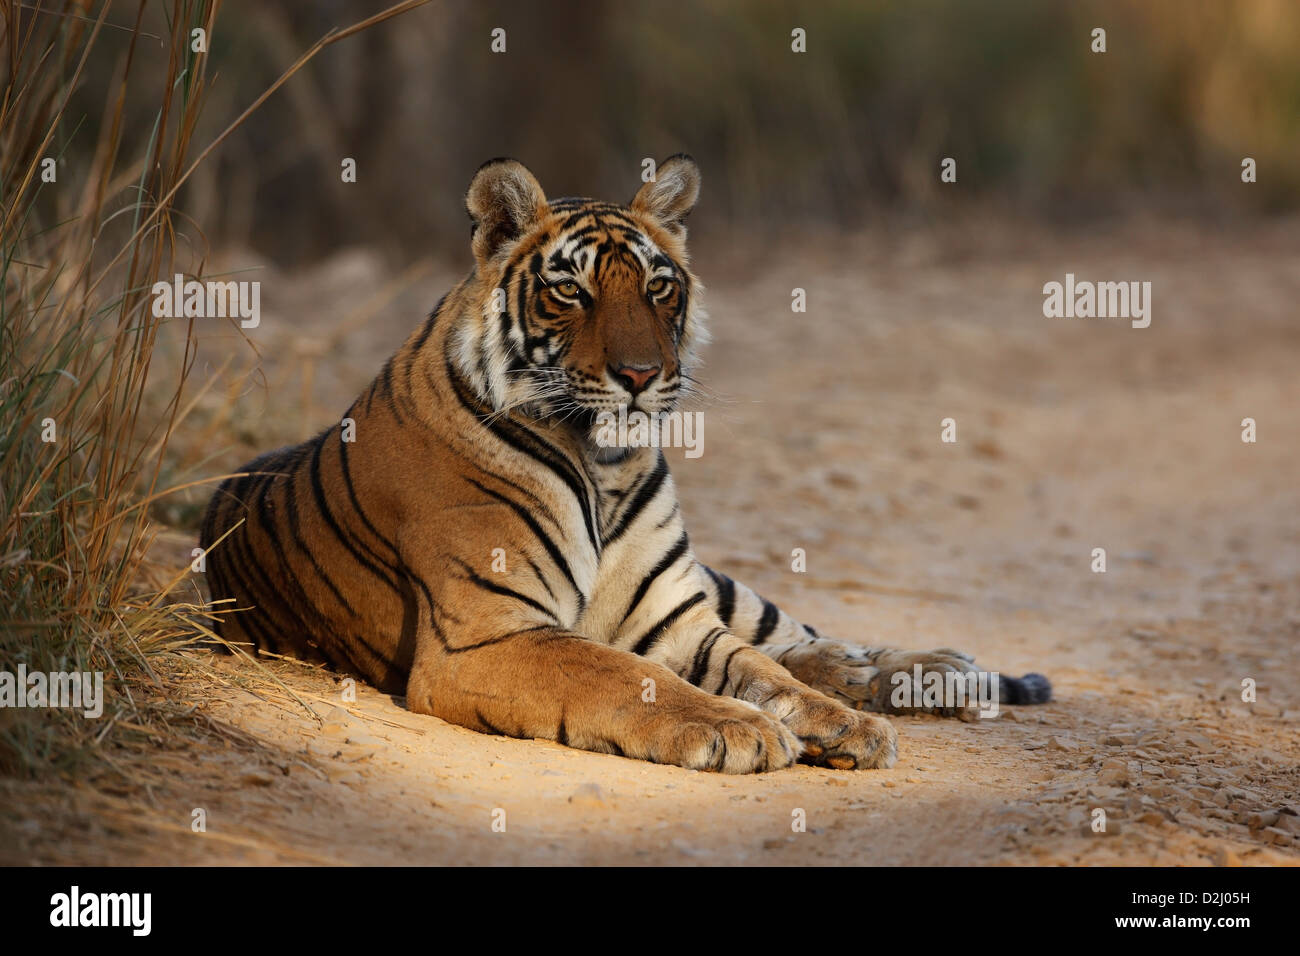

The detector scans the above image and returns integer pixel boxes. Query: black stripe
[752,599,780,645]
[525,556,557,601]
[713,646,745,694]
[687,627,726,686]
[308,434,402,591]
[410,295,445,354]
[604,453,667,545]
[283,446,360,619]
[338,438,402,561]
[596,738,626,757]
[209,493,290,656]
[476,709,509,737]
[222,467,300,653]
[654,501,681,530]
[378,358,404,425]
[250,462,325,629]
[620,531,689,627]
[248,449,394,671]
[465,476,583,609]
[428,607,556,655]
[707,567,736,625]
[447,354,601,553]
[452,558,559,622]
[475,468,563,531]
[630,591,707,656]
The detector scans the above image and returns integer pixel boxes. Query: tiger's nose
[610,364,661,394]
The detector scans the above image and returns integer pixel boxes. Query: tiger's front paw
[778,639,983,717]
[649,695,802,774]
[765,689,898,770]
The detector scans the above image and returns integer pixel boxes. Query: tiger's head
[452,155,707,436]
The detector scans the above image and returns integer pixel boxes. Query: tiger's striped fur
[200,155,1049,773]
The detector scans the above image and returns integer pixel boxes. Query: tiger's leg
[400,577,799,774]
[701,565,1051,715]
[613,577,898,769]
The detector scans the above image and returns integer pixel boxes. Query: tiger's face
[453,156,707,434]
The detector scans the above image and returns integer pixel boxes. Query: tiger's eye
[646,277,669,294]
[554,280,581,297]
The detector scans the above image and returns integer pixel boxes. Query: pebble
[1213,847,1243,867]
[1274,815,1300,835]
[1245,810,1280,829]
[569,782,608,809]
[320,706,352,735]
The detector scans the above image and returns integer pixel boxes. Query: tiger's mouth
[501,358,686,434]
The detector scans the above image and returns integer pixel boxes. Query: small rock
[319,707,353,737]
[569,782,608,809]
[1048,736,1079,752]
[1274,814,1300,835]
[1213,847,1243,867]
[1246,810,1280,829]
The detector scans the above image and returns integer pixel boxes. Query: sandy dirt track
[4,219,1299,865]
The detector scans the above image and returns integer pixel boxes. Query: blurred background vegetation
[47,0,1300,268]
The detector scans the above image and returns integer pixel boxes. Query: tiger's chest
[570,449,690,644]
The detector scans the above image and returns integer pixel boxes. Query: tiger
[199,154,1050,773]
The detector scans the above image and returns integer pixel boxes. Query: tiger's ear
[631,154,700,235]
[466,159,548,263]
